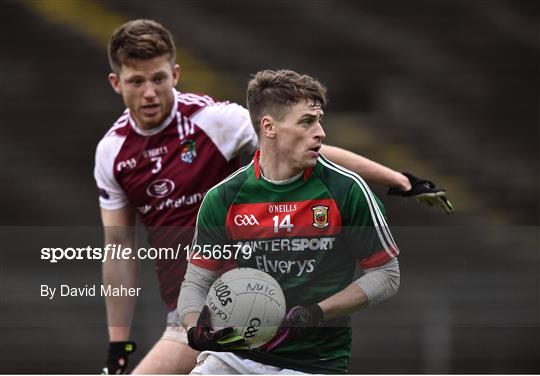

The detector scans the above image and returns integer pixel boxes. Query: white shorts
[190,351,306,375]
[160,309,188,344]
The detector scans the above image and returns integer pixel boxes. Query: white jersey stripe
[203,95,216,105]
[318,157,392,256]
[179,93,212,107]
[318,157,398,258]
[320,156,398,252]
[357,174,398,248]
[113,111,129,126]
[352,170,398,249]
[115,113,129,124]
[183,116,191,136]
[184,93,214,106]
[319,155,396,246]
[177,112,184,140]
[179,97,206,107]
[107,117,129,137]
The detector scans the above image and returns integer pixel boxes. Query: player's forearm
[178,263,219,329]
[321,145,411,190]
[317,282,369,321]
[318,258,400,321]
[103,236,139,341]
[181,312,201,330]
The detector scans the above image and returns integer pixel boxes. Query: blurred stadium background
[0,0,538,373]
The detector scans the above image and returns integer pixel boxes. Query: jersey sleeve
[94,137,129,210]
[191,102,258,160]
[191,187,230,271]
[343,181,399,269]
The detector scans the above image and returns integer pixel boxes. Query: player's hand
[187,305,248,352]
[101,341,136,374]
[388,172,454,214]
[283,304,324,328]
[262,304,323,351]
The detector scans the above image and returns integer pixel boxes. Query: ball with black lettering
[205,267,286,349]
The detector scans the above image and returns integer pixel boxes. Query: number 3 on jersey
[273,214,294,233]
[151,156,162,174]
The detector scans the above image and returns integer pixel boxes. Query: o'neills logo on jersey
[234,214,259,226]
[180,139,197,164]
[146,179,175,198]
[116,158,137,172]
[312,205,329,229]
[268,204,297,213]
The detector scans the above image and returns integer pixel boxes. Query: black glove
[102,341,136,375]
[284,304,324,328]
[261,304,323,351]
[187,305,248,352]
[388,172,454,214]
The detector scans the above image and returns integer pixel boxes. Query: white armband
[177,263,219,323]
[355,258,400,306]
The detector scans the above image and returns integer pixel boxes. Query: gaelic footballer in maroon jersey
[95,89,258,309]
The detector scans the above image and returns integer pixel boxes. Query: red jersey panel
[226,199,342,240]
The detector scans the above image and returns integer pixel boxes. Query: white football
[205,267,286,349]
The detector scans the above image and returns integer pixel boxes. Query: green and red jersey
[191,151,398,373]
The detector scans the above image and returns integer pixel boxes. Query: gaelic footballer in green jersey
[179,69,400,374]
[180,152,399,373]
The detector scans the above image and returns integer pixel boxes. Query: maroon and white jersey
[94,89,258,309]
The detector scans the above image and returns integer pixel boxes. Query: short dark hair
[108,19,176,73]
[246,69,327,133]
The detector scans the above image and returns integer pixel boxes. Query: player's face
[274,100,326,170]
[109,55,179,130]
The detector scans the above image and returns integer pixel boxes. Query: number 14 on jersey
[273,214,294,233]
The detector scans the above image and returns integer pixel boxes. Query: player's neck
[258,149,302,181]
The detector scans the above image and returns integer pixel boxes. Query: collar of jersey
[252,150,314,191]
[128,88,179,136]
[261,171,302,185]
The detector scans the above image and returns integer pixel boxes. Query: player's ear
[172,64,180,86]
[108,73,122,94]
[260,115,276,139]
